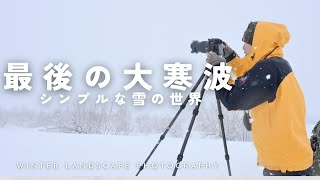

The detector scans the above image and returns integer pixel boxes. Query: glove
[206,52,226,66]
[223,45,234,58]
[221,42,238,61]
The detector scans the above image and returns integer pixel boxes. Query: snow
[266,74,271,80]
[0,121,318,176]
[0,126,262,176]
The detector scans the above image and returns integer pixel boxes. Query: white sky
[0,0,319,121]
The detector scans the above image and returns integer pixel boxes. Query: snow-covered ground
[0,126,262,176]
[0,121,317,176]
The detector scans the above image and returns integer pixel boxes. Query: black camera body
[190,38,225,56]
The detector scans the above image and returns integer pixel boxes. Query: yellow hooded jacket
[216,21,313,172]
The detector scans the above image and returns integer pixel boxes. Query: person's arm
[216,60,279,111]
[227,55,255,78]
[221,44,255,78]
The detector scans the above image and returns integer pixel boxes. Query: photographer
[207,21,313,176]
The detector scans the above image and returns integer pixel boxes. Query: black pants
[263,166,313,176]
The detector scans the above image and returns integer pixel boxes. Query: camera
[190,38,225,56]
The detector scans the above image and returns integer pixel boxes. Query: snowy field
[0,126,263,176]
[0,123,317,176]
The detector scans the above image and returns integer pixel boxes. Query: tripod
[136,67,232,176]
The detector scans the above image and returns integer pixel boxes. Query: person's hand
[206,51,226,66]
[221,43,235,58]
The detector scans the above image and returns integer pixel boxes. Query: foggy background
[0,0,319,125]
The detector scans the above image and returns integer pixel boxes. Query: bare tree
[0,94,251,142]
[195,98,252,141]
[53,101,133,135]
[133,112,184,137]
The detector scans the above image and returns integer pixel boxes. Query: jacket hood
[244,21,291,64]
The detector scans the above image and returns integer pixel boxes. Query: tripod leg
[215,91,232,176]
[172,75,209,176]
[136,72,206,176]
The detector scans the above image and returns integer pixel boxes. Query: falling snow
[266,74,271,80]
